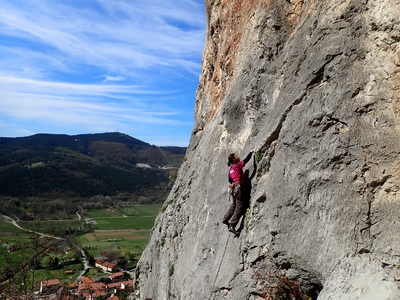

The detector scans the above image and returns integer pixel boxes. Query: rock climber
[223,149,255,235]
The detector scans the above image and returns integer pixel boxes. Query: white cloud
[0,76,185,120]
[103,75,127,82]
[0,75,192,144]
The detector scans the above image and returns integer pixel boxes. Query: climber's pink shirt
[229,160,245,183]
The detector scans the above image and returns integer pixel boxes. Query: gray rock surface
[136,0,400,299]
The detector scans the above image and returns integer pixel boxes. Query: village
[6,259,135,300]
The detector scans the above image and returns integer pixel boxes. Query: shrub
[254,270,308,300]
[255,151,262,163]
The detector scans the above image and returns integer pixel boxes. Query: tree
[0,235,56,298]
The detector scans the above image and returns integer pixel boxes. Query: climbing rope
[208,232,231,300]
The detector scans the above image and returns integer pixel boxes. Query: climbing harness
[229,182,241,200]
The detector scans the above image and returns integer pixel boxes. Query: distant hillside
[0,132,186,199]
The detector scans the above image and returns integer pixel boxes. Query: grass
[32,263,83,284]
[0,245,36,268]
[85,209,120,218]
[18,219,82,235]
[0,215,32,244]
[75,205,161,259]
[1,262,84,293]
[78,235,149,259]
[85,267,102,278]
[76,226,152,258]
[90,216,155,230]
[0,215,26,233]
[76,229,150,253]
[84,205,161,230]
[116,204,162,216]
[0,215,34,268]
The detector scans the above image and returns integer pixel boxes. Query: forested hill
[0,132,186,199]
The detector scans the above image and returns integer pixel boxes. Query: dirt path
[2,214,63,240]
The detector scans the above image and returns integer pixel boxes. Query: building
[67,282,79,295]
[95,259,117,272]
[109,271,125,282]
[78,282,107,299]
[40,279,61,294]
[74,279,134,299]
[108,280,134,293]
[78,276,96,285]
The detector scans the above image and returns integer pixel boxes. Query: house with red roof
[109,271,125,282]
[40,279,61,294]
[95,259,117,272]
[78,276,96,285]
[78,282,107,298]
[63,273,134,299]
[108,280,134,292]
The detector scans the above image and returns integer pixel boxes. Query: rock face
[136,0,400,299]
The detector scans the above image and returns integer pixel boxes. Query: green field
[76,205,161,259]
[116,204,163,216]
[0,216,33,269]
[18,219,83,236]
[76,229,151,258]
[91,216,155,230]
[31,262,83,284]
[0,215,30,237]
[0,216,25,233]
[85,209,119,218]
[84,204,161,230]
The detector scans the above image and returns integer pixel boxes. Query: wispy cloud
[104,75,127,82]
[0,0,205,75]
[0,0,205,146]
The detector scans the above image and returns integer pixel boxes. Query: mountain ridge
[0,132,186,200]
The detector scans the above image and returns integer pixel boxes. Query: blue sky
[0,0,206,146]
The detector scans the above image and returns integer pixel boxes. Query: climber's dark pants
[224,186,245,227]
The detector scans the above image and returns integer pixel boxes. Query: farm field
[76,204,162,260]
[0,215,30,239]
[84,204,161,230]
[18,219,83,236]
[29,262,83,286]
[76,229,151,258]
[116,204,163,217]
[89,216,155,230]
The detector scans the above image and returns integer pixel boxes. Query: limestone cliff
[136,0,400,299]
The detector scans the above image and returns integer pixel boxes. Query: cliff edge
[137,0,400,299]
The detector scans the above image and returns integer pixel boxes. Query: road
[2,214,63,240]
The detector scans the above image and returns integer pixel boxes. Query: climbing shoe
[222,220,229,227]
[228,225,238,235]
